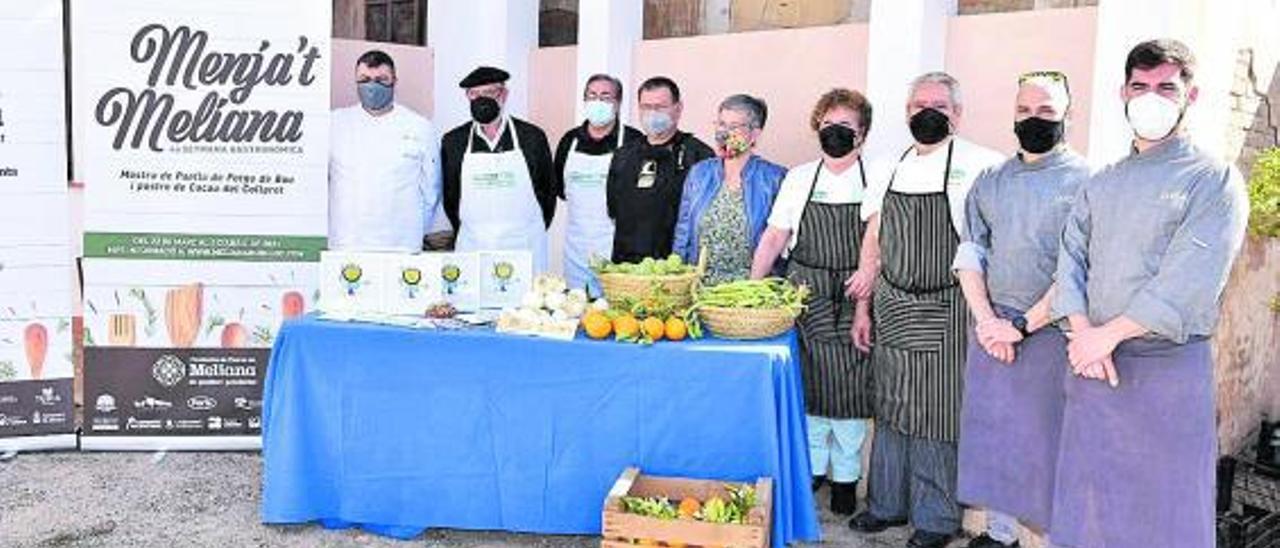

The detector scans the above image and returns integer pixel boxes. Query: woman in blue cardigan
[672,94,787,284]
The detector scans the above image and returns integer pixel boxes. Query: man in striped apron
[953,72,1089,548]
[1050,39,1248,548]
[850,72,1002,548]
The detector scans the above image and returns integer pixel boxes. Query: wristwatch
[1012,315,1032,338]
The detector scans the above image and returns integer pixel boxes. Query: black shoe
[830,481,858,515]
[848,511,907,533]
[811,475,828,492]
[967,533,1020,548]
[907,530,954,548]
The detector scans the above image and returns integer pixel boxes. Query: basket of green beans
[693,278,809,340]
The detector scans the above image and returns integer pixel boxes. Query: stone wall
[1216,40,1280,455]
[1215,238,1280,455]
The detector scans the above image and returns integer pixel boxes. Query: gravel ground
[0,451,973,547]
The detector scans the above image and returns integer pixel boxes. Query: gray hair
[584,73,623,99]
[908,71,963,109]
[718,94,769,129]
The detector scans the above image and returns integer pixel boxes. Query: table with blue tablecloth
[261,315,820,546]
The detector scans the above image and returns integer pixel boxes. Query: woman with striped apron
[751,89,877,517]
[788,160,874,498]
[863,141,969,542]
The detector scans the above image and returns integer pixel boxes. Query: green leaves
[1249,147,1280,238]
[620,496,678,520]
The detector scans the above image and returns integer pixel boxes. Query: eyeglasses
[1019,70,1070,94]
[714,121,754,133]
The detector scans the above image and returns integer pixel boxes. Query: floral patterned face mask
[714,129,753,158]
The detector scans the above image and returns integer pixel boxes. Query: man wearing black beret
[441,66,556,271]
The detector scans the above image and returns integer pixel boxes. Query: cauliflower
[562,300,587,318]
[543,291,568,311]
[520,291,544,310]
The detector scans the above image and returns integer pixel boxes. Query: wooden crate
[601,467,773,548]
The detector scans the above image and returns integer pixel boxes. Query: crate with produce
[692,278,808,340]
[601,467,772,548]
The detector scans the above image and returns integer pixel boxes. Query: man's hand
[852,299,873,353]
[1066,325,1121,371]
[1074,355,1120,387]
[976,318,1023,346]
[844,265,877,301]
[981,339,1016,364]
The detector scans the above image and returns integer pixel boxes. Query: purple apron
[1049,337,1216,548]
[957,319,1068,531]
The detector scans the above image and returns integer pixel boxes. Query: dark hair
[810,88,872,137]
[638,76,681,103]
[585,73,624,99]
[719,94,769,129]
[356,50,396,74]
[1125,39,1195,84]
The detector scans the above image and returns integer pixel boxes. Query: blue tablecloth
[262,316,820,546]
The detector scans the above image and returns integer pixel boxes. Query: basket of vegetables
[694,278,807,340]
[593,253,705,308]
[601,467,772,548]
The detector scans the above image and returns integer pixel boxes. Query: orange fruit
[583,311,612,339]
[613,315,640,340]
[677,497,701,519]
[642,316,666,341]
[664,317,688,341]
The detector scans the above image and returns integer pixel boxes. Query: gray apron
[872,142,967,442]
[957,304,1068,530]
[1049,337,1216,548]
[786,159,872,419]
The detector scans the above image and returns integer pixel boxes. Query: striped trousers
[868,425,961,535]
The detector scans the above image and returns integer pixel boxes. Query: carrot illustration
[24,323,48,380]
[221,322,248,348]
[282,291,305,320]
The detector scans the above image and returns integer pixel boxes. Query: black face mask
[1013,116,1064,154]
[909,108,951,145]
[470,97,501,124]
[818,124,860,158]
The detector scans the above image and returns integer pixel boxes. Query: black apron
[786,160,873,419]
[872,141,968,442]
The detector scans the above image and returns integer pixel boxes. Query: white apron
[455,118,549,272]
[562,130,623,294]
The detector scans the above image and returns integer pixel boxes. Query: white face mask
[583,99,616,128]
[1125,92,1184,141]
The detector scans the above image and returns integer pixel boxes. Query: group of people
[328,38,1249,548]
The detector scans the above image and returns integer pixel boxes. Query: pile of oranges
[582,310,689,343]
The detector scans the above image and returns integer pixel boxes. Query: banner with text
[72,0,330,450]
[0,0,77,452]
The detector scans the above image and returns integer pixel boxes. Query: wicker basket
[698,305,796,340]
[595,252,706,307]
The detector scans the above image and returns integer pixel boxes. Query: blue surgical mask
[358,81,394,111]
[642,110,674,136]
[583,99,616,127]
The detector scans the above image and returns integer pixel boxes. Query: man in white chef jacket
[329,50,441,251]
